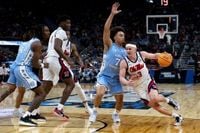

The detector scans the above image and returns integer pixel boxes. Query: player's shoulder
[31,38,42,48]
[57,27,66,33]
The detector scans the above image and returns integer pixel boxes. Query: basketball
[158,52,173,67]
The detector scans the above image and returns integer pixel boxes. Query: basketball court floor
[0,83,200,133]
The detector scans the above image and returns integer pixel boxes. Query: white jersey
[62,40,72,67]
[64,41,72,57]
[46,27,69,58]
[125,52,151,87]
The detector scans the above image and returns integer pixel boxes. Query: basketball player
[0,26,48,126]
[119,43,183,126]
[42,15,77,120]
[13,24,51,117]
[89,2,127,123]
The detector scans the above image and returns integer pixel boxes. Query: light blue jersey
[15,38,39,66]
[7,38,41,90]
[98,43,127,78]
[97,43,127,94]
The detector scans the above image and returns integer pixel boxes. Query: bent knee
[96,91,105,97]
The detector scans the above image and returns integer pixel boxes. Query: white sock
[31,108,39,116]
[22,111,31,118]
[74,82,91,110]
[74,82,87,102]
[14,107,19,110]
[83,101,91,111]
[165,97,170,103]
[113,109,120,114]
[57,103,64,110]
[172,112,179,118]
[93,106,98,111]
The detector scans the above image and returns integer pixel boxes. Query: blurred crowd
[0,0,200,83]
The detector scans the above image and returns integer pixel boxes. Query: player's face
[62,19,71,31]
[42,26,50,40]
[125,46,136,56]
[114,31,125,45]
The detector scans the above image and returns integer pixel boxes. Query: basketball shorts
[96,75,123,95]
[134,79,158,102]
[7,66,40,90]
[43,56,74,85]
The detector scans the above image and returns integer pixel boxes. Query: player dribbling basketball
[119,43,183,126]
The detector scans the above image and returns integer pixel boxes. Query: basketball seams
[158,56,172,63]
[158,53,173,67]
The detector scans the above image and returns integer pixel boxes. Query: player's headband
[125,44,137,49]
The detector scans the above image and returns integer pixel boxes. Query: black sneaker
[19,116,37,126]
[30,113,46,123]
[174,115,183,126]
[168,97,180,110]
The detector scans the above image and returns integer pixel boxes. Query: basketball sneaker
[53,108,69,120]
[168,97,180,110]
[19,116,37,126]
[89,109,97,123]
[112,112,120,123]
[30,113,46,123]
[174,115,183,126]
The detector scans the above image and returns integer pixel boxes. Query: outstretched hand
[111,2,122,15]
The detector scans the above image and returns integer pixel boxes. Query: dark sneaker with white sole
[30,113,46,123]
[19,116,37,126]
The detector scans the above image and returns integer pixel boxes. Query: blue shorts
[7,66,40,90]
[96,75,123,95]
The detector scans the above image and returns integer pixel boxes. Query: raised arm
[103,2,122,52]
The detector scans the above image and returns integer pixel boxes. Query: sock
[165,98,170,103]
[172,112,179,118]
[83,101,91,111]
[14,107,19,110]
[113,109,120,114]
[37,108,40,114]
[31,108,39,116]
[93,106,99,111]
[74,82,91,111]
[57,103,64,110]
[22,111,31,118]
[74,82,87,102]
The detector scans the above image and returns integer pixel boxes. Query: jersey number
[115,58,121,66]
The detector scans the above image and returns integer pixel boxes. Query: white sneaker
[89,110,97,123]
[86,107,93,115]
[112,113,120,123]
[174,115,183,126]
[13,108,24,117]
